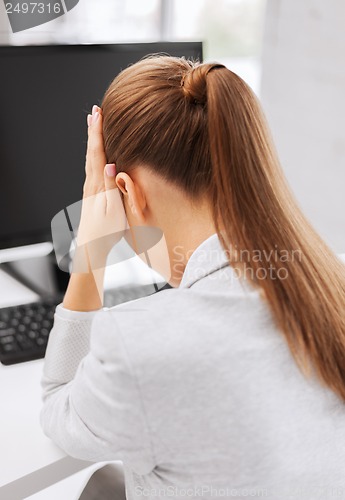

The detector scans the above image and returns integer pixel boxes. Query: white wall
[261,0,345,252]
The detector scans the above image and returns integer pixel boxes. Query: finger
[104,163,121,212]
[87,110,106,163]
[86,105,101,135]
[92,104,102,115]
[104,163,117,191]
[86,106,99,129]
[86,106,107,182]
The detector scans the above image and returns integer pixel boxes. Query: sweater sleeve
[40,305,156,474]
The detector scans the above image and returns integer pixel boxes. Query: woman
[41,57,345,499]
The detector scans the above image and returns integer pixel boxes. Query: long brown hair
[102,56,345,401]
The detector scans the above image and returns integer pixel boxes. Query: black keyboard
[0,301,57,365]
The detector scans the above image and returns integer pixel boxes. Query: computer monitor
[0,42,203,252]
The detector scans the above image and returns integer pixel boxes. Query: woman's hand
[74,105,128,272]
[63,105,127,311]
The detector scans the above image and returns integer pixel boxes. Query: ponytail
[102,56,345,402]
[206,65,345,400]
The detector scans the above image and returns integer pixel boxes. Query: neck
[134,169,217,287]
[163,202,216,287]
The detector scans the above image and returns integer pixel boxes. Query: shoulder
[96,286,194,328]
[90,282,267,366]
[89,286,206,366]
[91,286,187,343]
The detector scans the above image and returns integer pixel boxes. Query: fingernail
[105,163,116,177]
[92,105,98,115]
[87,114,92,127]
[93,112,100,124]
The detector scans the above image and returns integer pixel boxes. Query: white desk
[0,270,93,499]
[0,358,96,498]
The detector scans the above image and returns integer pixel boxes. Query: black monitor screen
[0,42,202,249]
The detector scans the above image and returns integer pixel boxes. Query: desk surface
[0,269,92,499]
[0,358,65,486]
[0,269,62,487]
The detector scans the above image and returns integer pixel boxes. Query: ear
[116,172,146,223]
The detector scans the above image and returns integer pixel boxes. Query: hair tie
[181,63,226,105]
